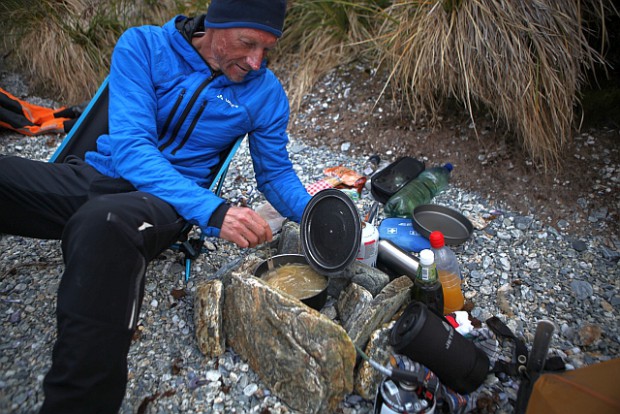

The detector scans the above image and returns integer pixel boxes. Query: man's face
[207,28,278,82]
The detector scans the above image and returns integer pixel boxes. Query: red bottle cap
[429,231,445,248]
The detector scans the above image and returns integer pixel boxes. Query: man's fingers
[220,206,273,248]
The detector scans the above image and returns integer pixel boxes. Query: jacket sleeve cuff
[207,202,230,229]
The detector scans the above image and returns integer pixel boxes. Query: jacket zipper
[171,100,207,155]
[158,89,186,144]
[128,257,146,330]
[158,73,217,153]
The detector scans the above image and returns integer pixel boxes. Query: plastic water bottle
[383,163,453,218]
[429,231,464,314]
[411,249,444,314]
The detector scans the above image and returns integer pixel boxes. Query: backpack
[0,87,85,136]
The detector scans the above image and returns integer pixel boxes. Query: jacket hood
[175,13,207,40]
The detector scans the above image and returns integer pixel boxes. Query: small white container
[356,222,380,267]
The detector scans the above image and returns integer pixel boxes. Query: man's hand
[219,205,273,248]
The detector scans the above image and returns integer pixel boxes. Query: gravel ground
[1,70,619,414]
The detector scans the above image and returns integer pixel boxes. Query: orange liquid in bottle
[438,270,464,314]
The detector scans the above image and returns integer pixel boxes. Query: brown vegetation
[0,0,617,170]
[372,1,612,169]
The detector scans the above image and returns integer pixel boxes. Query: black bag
[370,156,425,204]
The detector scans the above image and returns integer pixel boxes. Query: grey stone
[499,257,511,271]
[570,280,594,300]
[591,207,609,220]
[354,322,394,399]
[526,259,540,270]
[194,280,226,358]
[346,262,391,296]
[484,228,497,236]
[289,142,305,154]
[497,231,511,240]
[571,239,588,252]
[560,323,574,339]
[465,262,478,271]
[514,216,533,230]
[600,246,620,262]
[576,197,588,209]
[277,221,302,255]
[338,277,412,350]
[328,261,391,298]
[470,270,484,280]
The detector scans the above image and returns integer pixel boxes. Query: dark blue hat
[205,0,287,38]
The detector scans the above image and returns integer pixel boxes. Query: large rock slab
[193,253,265,359]
[223,271,356,414]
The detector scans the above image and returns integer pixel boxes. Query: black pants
[0,155,187,413]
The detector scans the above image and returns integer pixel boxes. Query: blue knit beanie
[204,0,287,38]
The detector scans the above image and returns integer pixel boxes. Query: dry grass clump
[0,0,204,103]
[273,1,384,111]
[1,0,615,168]
[1,0,120,102]
[374,0,614,169]
[17,2,122,104]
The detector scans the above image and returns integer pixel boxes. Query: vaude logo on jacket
[216,94,239,108]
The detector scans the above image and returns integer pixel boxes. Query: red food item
[323,166,367,191]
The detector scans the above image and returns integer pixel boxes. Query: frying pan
[411,204,473,245]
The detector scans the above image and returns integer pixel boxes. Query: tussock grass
[0,0,202,102]
[374,0,614,169]
[2,0,121,102]
[1,0,615,168]
[273,1,384,111]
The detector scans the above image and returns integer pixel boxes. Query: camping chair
[50,77,245,282]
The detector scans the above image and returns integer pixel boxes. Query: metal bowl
[253,254,328,311]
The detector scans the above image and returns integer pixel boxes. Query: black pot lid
[301,189,361,275]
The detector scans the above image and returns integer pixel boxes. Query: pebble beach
[1,70,619,414]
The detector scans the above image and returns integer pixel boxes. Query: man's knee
[62,192,184,261]
[63,194,147,254]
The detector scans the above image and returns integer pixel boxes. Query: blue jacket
[86,15,310,236]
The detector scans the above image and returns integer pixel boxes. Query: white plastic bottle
[429,231,464,314]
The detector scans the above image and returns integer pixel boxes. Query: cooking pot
[253,253,328,311]
[253,189,362,311]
